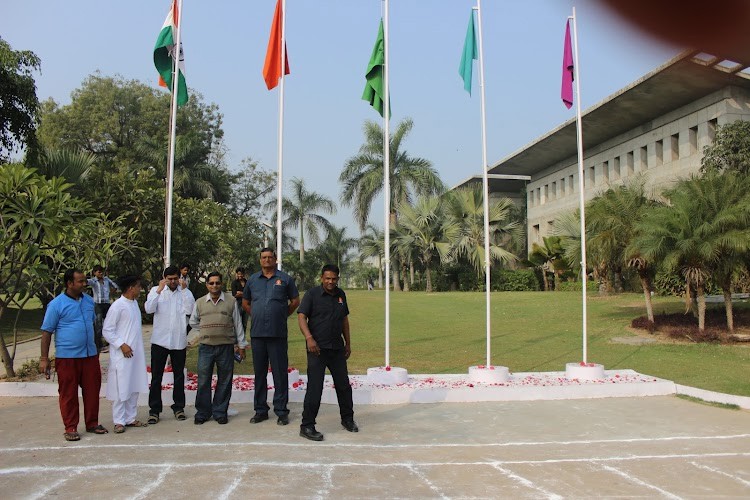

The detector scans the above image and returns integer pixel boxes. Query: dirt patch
[631,308,750,344]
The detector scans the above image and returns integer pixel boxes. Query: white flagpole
[276,0,287,269]
[164,0,184,268]
[474,2,492,367]
[383,0,391,367]
[570,8,588,363]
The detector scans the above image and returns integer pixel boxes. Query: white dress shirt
[144,285,196,350]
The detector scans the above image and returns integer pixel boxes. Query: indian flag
[154,0,188,107]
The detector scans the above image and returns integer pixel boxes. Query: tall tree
[0,37,40,162]
[701,121,750,176]
[528,236,567,291]
[439,186,521,276]
[270,177,336,263]
[359,224,384,288]
[228,157,276,218]
[319,225,358,272]
[393,196,446,293]
[634,174,750,331]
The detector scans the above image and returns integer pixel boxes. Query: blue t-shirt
[41,293,97,358]
[243,270,299,338]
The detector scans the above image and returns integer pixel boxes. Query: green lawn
[209,290,750,397]
[0,298,45,343]
[5,292,750,396]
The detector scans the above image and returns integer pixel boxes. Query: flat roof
[456,49,750,186]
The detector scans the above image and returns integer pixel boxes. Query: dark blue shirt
[243,269,299,338]
[40,293,97,358]
[298,285,349,350]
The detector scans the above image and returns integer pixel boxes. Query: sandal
[63,432,80,441]
[125,420,148,428]
[114,424,125,434]
[86,425,109,434]
[174,410,186,421]
[147,414,159,425]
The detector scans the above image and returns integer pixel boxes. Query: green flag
[362,19,385,117]
[459,11,477,95]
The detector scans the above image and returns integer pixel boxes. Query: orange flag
[263,0,290,90]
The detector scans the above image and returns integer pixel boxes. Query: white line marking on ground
[28,469,83,500]
[405,464,449,499]
[596,463,683,500]
[3,433,748,453]
[490,463,563,500]
[313,466,333,500]
[217,465,250,500]
[132,465,172,500]
[689,461,750,487]
[2,452,748,475]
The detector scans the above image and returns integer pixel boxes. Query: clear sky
[1,0,678,234]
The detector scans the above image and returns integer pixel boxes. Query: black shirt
[298,285,349,350]
[231,278,246,305]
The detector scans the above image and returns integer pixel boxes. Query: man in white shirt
[144,266,195,424]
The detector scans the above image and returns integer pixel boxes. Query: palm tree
[319,225,358,271]
[393,196,446,293]
[35,147,96,194]
[528,236,567,291]
[269,177,336,263]
[340,118,444,291]
[359,224,384,288]
[634,174,750,332]
[439,186,521,276]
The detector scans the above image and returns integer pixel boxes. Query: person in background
[87,264,119,352]
[231,267,248,333]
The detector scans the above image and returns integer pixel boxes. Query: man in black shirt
[231,267,248,333]
[297,264,357,441]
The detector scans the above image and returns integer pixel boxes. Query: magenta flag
[561,19,574,109]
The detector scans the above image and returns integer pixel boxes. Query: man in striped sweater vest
[189,271,248,425]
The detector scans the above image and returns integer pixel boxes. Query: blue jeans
[195,344,234,420]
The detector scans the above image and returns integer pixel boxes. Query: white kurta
[103,296,149,401]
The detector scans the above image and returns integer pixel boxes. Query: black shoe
[342,420,359,432]
[299,426,324,441]
[249,413,269,424]
[216,416,228,425]
[194,417,208,425]
[277,415,290,426]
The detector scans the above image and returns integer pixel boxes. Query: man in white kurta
[103,276,149,433]
[144,265,195,423]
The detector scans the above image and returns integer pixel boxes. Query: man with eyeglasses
[144,265,195,424]
[242,248,300,426]
[189,272,247,425]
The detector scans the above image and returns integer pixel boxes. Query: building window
[613,157,621,180]
[626,152,634,176]
[670,134,679,161]
[639,146,648,170]
[655,140,663,166]
[528,190,534,207]
[588,166,595,186]
[544,184,549,203]
[559,178,566,196]
[707,119,717,143]
[536,187,541,205]
[550,181,557,199]
[686,126,697,155]
[532,224,540,243]
[602,161,610,183]
[569,174,575,193]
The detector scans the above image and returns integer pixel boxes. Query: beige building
[457,50,750,252]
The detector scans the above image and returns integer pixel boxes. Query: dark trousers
[301,348,354,428]
[195,344,234,420]
[93,303,110,351]
[148,343,186,415]
[251,337,289,417]
[56,356,102,433]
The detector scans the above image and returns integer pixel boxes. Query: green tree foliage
[358,224,384,289]
[318,225,358,273]
[701,121,750,176]
[0,37,41,162]
[0,164,135,377]
[228,157,276,218]
[528,236,567,291]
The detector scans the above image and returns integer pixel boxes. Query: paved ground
[1,395,749,498]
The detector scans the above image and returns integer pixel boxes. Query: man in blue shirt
[242,248,300,426]
[40,269,108,441]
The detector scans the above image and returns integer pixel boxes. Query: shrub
[492,269,540,291]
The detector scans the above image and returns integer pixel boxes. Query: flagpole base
[468,365,510,384]
[367,366,408,386]
[565,362,605,380]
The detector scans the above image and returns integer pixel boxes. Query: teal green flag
[459,11,477,95]
[362,19,385,117]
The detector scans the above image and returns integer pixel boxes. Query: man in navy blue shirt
[297,264,357,441]
[242,248,300,425]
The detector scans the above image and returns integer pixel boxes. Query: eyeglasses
[166,277,180,281]
[207,281,222,286]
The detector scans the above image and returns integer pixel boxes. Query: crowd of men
[39,249,357,442]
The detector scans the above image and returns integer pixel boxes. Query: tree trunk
[553,272,561,291]
[697,283,706,331]
[425,266,432,293]
[391,257,401,291]
[401,261,410,292]
[409,261,415,285]
[377,256,383,289]
[541,269,550,291]
[723,287,734,333]
[639,273,655,325]
[614,270,624,294]
[0,305,16,378]
[299,225,305,263]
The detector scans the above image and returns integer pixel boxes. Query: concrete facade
[456,50,750,251]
